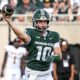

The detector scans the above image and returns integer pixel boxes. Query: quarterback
[2,8,62,80]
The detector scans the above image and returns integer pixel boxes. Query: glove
[46,55,61,62]
[46,55,52,63]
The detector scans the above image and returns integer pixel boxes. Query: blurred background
[0,0,80,80]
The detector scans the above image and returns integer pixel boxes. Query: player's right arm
[2,13,31,44]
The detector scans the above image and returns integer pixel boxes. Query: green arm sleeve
[46,55,61,63]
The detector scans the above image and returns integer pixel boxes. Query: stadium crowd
[0,0,80,22]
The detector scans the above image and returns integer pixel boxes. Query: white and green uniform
[24,28,60,80]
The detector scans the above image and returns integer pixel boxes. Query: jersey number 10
[36,46,52,61]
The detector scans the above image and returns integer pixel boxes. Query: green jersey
[25,28,60,71]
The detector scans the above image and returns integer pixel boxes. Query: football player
[0,38,28,80]
[2,9,62,80]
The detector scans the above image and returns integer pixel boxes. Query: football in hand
[2,4,14,16]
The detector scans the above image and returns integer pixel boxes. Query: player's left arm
[53,32,62,59]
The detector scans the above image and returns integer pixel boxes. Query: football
[2,4,14,16]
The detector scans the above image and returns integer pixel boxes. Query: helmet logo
[40,9,45,15]
[40,9,47,20]
[40,16,47,20]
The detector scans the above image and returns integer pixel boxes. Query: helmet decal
[40,9,47,20]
